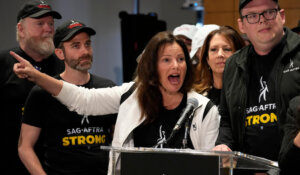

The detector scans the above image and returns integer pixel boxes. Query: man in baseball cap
[1,0,64,174]
[18,19,116,175]
[213,0,300,174]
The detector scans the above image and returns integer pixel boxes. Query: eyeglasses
[241,8,279,24]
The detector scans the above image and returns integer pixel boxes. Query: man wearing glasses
[213,0,300,174]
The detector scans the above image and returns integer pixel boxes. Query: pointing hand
[10,51,39,82]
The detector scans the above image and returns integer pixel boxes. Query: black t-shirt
[0,47,64,174]
[23,75,117,175]
[133,94,194,149]
[207,86,221,106]
[244,37,286,161]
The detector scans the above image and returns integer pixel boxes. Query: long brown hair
[193,26,245,94]
[135,31,194,124]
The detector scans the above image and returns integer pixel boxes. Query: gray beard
[25,37,55,58]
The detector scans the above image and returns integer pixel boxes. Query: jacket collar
[279,27,300,63]
[234,45,250,71]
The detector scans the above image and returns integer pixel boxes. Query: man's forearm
[18,147,47,175]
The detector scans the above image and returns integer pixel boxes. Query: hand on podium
[212,144,232,151]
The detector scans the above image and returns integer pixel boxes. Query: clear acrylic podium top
[101,146,279,175]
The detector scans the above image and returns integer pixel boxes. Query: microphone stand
[182,104,202,149]
[182,119,190,149]
[182,108,197,149]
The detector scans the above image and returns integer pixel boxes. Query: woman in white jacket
[12,31,220,175]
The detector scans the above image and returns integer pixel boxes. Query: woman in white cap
[189,24,220,66]
[173,24,198,52]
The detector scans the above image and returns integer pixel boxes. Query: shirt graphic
[289,59,294,68]
[283,58,299,73]
[155,125,166,148]
[259,76,268,103]
[81,115,90,124]
[246,76,277,127]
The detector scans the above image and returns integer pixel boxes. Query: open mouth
[168,74,180,84]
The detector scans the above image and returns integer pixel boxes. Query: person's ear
[55,48,65,61]
[237,18,245,34]
[17,22,25,38]
[279,9,286,25]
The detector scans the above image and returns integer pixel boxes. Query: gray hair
[16,19,24,42]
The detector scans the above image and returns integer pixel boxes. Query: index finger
[10,51,26,64]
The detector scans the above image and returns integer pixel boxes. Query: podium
[101,146,279,175]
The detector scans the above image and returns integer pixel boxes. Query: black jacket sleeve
[278,96,300,174]
[215,85,235,149]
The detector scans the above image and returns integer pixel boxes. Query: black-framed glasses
[241,8,279,24]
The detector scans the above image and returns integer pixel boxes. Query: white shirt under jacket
[55,81,220,175]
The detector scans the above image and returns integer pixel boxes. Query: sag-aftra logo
[283,59,299,73]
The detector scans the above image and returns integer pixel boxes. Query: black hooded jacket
[215,27,300,160]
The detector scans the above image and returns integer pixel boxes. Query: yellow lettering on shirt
[270,113,277,122]
[62,135,107,146]
[253,115,260,125]
[78,136,85,145]
[260,114,269,123]
[245,113,277,127]
[62,137,70,146]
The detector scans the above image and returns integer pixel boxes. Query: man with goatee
[18,20,117,175]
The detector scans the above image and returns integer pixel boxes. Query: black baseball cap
[54,20,96,48]
[17,0,62,22]
[239,0,278,12]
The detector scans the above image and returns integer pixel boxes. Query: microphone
[161,98,198,147]
[173,98,198,131]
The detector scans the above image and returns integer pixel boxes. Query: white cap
[190,24,220,58]
[173,24,198,40]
